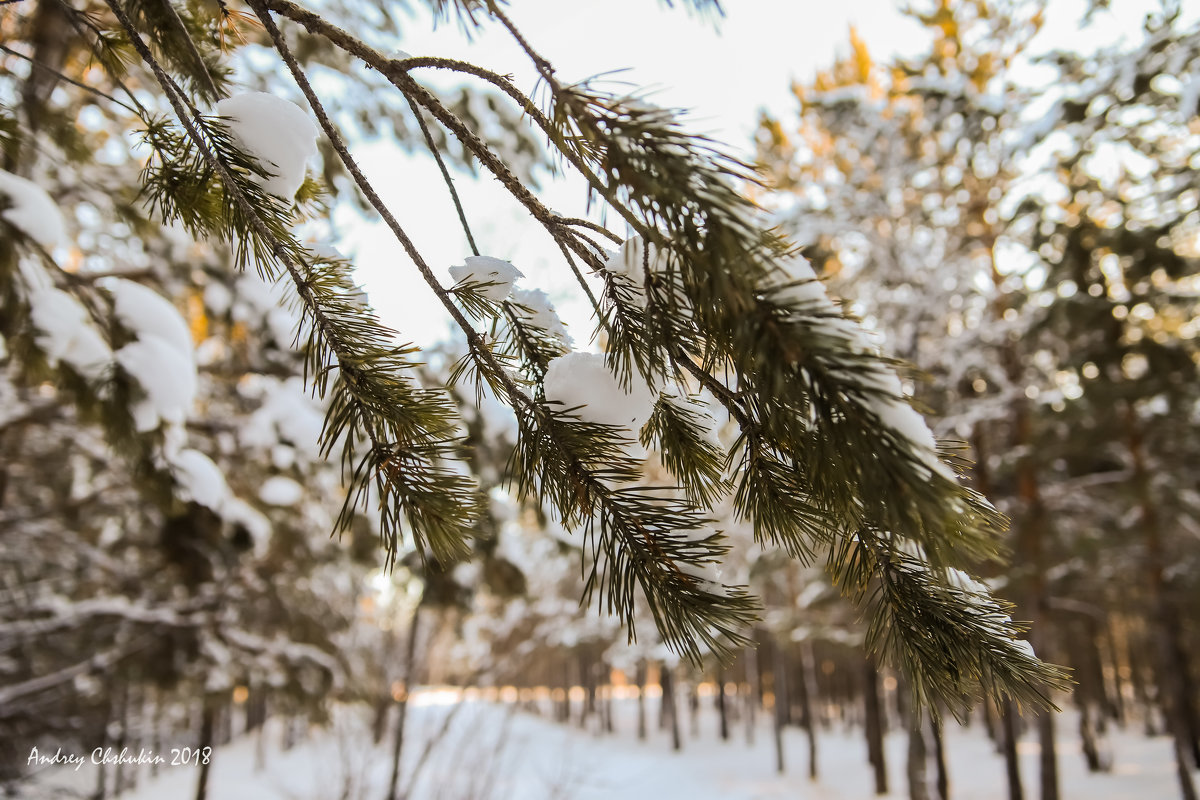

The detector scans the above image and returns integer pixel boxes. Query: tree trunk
[581,650,594,730]
[772,640,788,775]
[1102,620,1127,727]
[863,656,888,795]
[717,665,730,741]
[92,693,111,800]
[373,696,391,745]
[112,681,129,797]
[1126,405,1199,800]
[636,659,647,741]
[744,645,759,746]
[150,688,164,779]
[193,695,216,800]
[1078,701,1106,773]
[931,716,949,800]
[604,680,615,734]
[1000,699,1024,800]
[988,383,1059,800]
[797,640,819,780]
[907,711,931,800]
[661,663,681,751]
[659,662,670,731]
[386,605,423,800]
[1037,712,1060,800]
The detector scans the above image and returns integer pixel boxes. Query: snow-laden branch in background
[0,169,66,249]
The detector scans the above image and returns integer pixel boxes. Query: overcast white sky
[329,0,1181,348]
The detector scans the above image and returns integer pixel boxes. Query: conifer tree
[759,1,1200,796]
[0,0,1066,725]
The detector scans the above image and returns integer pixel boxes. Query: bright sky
[330,0,1180,348]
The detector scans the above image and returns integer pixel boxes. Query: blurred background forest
[1,0,1199,798]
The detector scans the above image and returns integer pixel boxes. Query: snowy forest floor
[29,694,1185,799]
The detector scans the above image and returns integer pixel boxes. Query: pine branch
[259,0,609,277]
[106,0,479,563]
[240,0,759,660]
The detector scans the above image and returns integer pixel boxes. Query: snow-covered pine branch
[0,0,1067,713]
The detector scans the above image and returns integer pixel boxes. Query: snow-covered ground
[27,694,1183,799]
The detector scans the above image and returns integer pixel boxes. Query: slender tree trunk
[990,385,1059,800]
[1076,620,1110,770]
[931,716,949,800]
[636,660,647,741]
[372,696,390,745]
[193,695,216,800]
[1127,638,1159,736]
[863,656,888,795]
[112,681,128,797]
[604,679,615,734]
[581,649,594,730]
[1103,620,1127,727]
[1037,712,1059,800]
[1001,699,1024,800]
[688,681,699,737]
[907,711,931,800]
[797,640,819,780]
[744,645,759,746]
[983,697,998,749]
[717,665,730,741]
[659,662,670,731]
[150,687,163,779]
[661,663,681,751]
[772,640,787,775]
[92,694,111,800]
[1078,701,1105,773]
[386,604,423,800]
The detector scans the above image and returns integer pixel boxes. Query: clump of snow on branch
[109,278,194,357]
[855,364,955,481]
[543,351,657,434]
[0,169,66,248]
[232,271,302,348]
[170,448,272,551]
[171,447,228,509]
[769,252,836,310]
[258,475,304,506]
[603,235,671,309]
[510,287,571,343]
[238,375,327,462]
[771,255,953,481]
[215,92,319,200]
[106,279,198,432]
[449,255,524,302]
[25,285,112,380]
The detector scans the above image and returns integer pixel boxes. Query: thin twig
[0,44,141,115]
[404,95,480,256]
[246,0,531,414]
[554,216,622,245]
[53,0,152,119]
[150,0,221,100]
[260,0,613,273]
